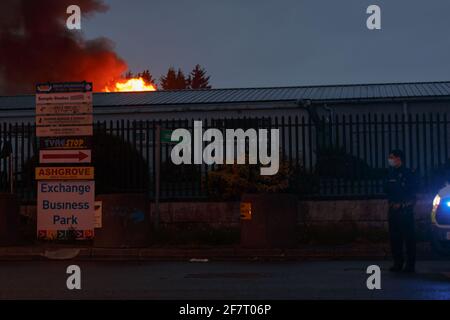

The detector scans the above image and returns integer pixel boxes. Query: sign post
[153,128,179,229]
[36,82,95,240]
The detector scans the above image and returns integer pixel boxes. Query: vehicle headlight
[433,194,441,207]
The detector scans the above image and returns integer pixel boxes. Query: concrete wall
[151,202,241,228]
[20,195,435,233]
[148,195,434,230]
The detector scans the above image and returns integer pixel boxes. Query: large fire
[103,77,156,92]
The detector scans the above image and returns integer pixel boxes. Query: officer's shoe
[403,265,415,273]
[389,264,403,272]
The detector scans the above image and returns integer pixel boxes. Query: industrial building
[1,81,450,123]
[1,81,450,200]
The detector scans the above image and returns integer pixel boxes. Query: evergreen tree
[175,69,189,89]
[160,66,211,90]
[137,69,156,85]
[159,67,178,90]
[160,67,189,90]
[186,75,192,88]
[189,64,211,89]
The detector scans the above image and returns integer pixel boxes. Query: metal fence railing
[1,113,450,203]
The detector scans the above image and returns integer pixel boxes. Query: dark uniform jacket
[384,166,417,205]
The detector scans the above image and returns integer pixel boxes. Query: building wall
[1,98,450,124]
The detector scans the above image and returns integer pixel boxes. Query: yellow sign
[35,166,94,180]
[240,202,252,220]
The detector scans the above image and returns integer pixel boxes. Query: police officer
[384,149,417,273]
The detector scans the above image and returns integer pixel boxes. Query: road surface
[0,260,450,299]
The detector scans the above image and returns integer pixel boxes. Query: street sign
[40,150,91,164]
[36,125,93,137]
[36,104,93,115]
[161,129,182,143]
[35,92,92,105]
[35,166,94,180]
[36,82,93,93]
[94,201,102,228]
[35,81,95,241]
[36,114,93,126]
[39,136,92,150]
[37,180,95,240]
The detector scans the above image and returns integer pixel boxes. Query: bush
[160,160,200,183]
[205,159,292,201]
[316,146,386,179]
[93,130,149,194]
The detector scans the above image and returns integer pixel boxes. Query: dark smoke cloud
[0,0,127,95]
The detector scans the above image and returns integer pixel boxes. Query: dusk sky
[81,0,449,88]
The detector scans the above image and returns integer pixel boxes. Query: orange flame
[103,77,156,92]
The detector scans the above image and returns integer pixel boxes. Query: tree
[137,69,156,85]
[160,67,189,90]
[159,65,212,90]
[188,64,211,89]
[159,67,177,90]
[124,71,134,79]
[175,69,189,89]
[205,156,292,201]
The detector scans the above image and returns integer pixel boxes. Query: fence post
[154,124,161,230]
[9,153,13,194]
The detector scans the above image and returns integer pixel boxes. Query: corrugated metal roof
[1,81,450,110]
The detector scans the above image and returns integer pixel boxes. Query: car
[431,184,450,255]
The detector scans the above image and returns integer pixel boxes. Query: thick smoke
[0,0,127,94]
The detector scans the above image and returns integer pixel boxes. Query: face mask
[388,159,396,167]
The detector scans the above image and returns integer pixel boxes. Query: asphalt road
[0,260,450,300]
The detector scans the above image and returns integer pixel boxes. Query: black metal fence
[1,113,450,203]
